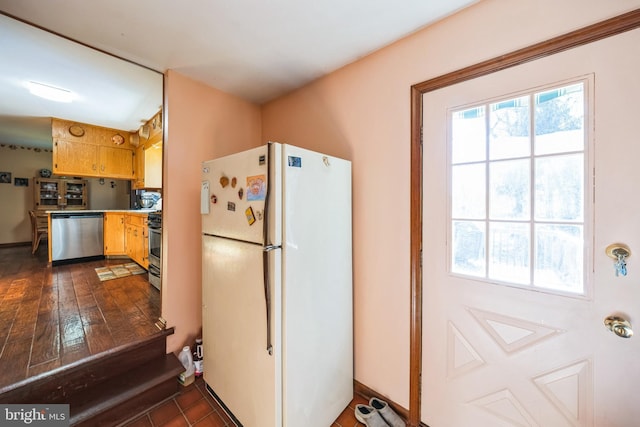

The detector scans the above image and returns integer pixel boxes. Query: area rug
[95,263,146,281]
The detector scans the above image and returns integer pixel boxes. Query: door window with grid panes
[449,80,589,295]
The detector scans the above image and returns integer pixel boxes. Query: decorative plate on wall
[68,125,85,137]
[111,134,125,145]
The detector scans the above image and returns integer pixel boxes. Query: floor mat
[95,263,146,281]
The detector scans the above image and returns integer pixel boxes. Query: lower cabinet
[125,213,149,269]
[103,212,148,269]
[104,212,125,255]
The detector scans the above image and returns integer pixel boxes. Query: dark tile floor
[120,376,369,427]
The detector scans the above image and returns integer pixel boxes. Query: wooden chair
[29,210,48,254]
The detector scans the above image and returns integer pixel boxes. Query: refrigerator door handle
[261,144,278,355]
[263,141,273,246]
[262,244,280,356]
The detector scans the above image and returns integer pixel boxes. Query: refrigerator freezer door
[201,144,282,245]
[281,145,353,426]
[202,234,282,427]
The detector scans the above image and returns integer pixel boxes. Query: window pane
[489,96,530,160]
[452,107,486,164]
[535,154,584,221]
[488,222,530,285]
[452,220,486,277]
[452,164,486,219]
[489,159,530,220]
[534,224,583,293]
[534,83,584,155]
[448,80,587,295]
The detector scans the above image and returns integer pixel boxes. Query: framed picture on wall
[14,177,28,187]
[0,172,11,184]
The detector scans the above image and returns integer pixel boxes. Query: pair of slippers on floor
[355,397,406,427]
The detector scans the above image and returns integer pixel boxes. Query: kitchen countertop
[45,209,160,263]
[46,209,159,214]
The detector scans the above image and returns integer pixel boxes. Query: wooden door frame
[408,9,640,427]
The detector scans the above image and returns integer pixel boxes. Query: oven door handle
[149,263,161,275]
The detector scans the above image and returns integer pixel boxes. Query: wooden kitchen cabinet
[34,177,87,211]
[53,139,134,179]
[133,142,162,189]
[133,144,145,189]
[125,213,148,269]
[103,212,148,266]
[51,119,135,179]
[104,212,125,255]
[132,110,163,190]
[52,139,98,176]
[99,145,135,178]
[143,142,162,188]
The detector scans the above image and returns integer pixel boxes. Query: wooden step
[0,327,183,426]
[71,352,183,426]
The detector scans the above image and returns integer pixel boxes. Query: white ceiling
[0,0,479,149]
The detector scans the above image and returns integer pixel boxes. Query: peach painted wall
[162,70,261,353]
[261,0,640,408]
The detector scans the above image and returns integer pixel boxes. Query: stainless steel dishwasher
[51,212,104,262]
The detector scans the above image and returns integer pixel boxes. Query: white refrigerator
[200,142,353,427]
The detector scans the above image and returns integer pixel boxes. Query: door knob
[604,316,633,338]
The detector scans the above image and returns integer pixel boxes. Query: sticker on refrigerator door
[288,156,302,167]
[219,176,229,188]
[246,175,266,201]
[259,155,266,165]
[200,181,210,214]
[227,201,236,212]
[245,206,256,225]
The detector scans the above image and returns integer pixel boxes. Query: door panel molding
[409,8,640,427]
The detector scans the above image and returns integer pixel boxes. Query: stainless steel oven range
[147,212,162,290]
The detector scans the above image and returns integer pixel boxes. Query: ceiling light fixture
[26,81,74,103]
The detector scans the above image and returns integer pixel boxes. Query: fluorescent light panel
[26,81,74,103]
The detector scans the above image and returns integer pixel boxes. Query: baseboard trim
[354,380,429,427]
[0,242,30,248]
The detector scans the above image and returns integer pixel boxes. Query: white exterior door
[422,29,640,426]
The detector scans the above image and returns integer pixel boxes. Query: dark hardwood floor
[0,244,161,389]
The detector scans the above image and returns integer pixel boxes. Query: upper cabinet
[143,142,163,188]
[132,111,163,190]
[52,118,135,179]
